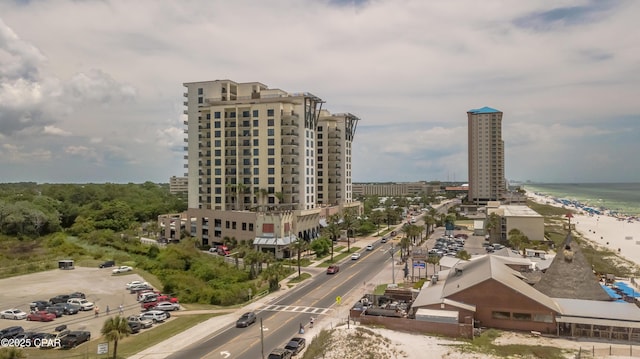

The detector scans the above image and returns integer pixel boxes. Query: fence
[575,344,640,358]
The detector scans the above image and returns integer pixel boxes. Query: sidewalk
[129,227,407,359]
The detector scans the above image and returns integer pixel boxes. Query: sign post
[97,343,108,355]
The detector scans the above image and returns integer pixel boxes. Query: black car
[44,306,64,318]
[127,321,142,334]
[59,331,91,349]
[235,312,256,328]
[50,303,79,315]
[68,292,86,299]
[284,337,306,355]
[99,260,115,268]
[268,348,293,359]
[49,294,70,304]
[14,332,46,347]
[29,300,51,311]
[0,326,24,339]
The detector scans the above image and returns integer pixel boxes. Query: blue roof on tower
[468,106,501,114]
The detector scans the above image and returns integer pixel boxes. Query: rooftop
[468,106,501,114]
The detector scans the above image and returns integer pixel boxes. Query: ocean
[522,183,640,217]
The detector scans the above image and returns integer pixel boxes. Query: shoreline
[527,191,640,268]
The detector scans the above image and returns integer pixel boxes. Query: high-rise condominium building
[177,79,360,248]
[467,107,505,205]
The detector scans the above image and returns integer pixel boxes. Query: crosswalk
[259,304,331,316]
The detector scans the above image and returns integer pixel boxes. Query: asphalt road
[165,243,398,359]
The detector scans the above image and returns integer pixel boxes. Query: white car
[366,244,374,251]
[127,315,153,328]
[67,298,94,311]
[351,252,361,260]
[0,309,27,320]
[113,266,133,274]
[140,310,168,323]
[154,301,180,311]
[126,280,148,290]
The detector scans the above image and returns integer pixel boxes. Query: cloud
[43,125,71,136]
[0,0,638,184]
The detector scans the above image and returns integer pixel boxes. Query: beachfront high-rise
[176,79,360,249]
[467,106,505,205]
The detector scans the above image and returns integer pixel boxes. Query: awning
[556,316,640,329]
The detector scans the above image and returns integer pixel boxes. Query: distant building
[467,107,505,205]
[486,202,544,242]
[169,176,188,195]
[352,182,439,197]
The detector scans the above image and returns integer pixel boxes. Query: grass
[288,272,312,284]
[373,284,387,295]
[452,329,569,359]
[300,329,333,359]
[21,313,218,359]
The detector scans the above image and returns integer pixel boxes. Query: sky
[0,0,639,184]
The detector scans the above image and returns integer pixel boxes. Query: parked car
[284,337,306,355]
[154,301,180,311]
[140,310,167,323]
[268,348,293,359]
[99,260,115,268]
[26,311,56,322]
[126,280,148,290]
[351,252,361,260]
[50,303,80,315]
[14,332,46,347]
[326,265,340,274]
[68,292,86,299]
[29,300,51,312]
[127,315,153,329]
[130,283,153,293]
[0,309,27,320]
[156,294,179,304]
[235,312,256,328]
[137,292,159,302]
[0,326,24,339]
[67,298,94,311]
[128,321,142,334]
[141,300,158,311]
[112,265,133,274]
[59,330,91,349]
[49,294,70,304]
[43,306,64,318]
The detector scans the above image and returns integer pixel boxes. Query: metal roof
[468,106,501,114]
[253,235,298,246]
[554,298,640,321]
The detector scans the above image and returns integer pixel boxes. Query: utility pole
[390,244,395,284]
[260,318,265,359]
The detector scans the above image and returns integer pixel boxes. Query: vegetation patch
[452,329,569,359]
[288,272,312,284]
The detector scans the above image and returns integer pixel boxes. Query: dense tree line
[0,182,186,238]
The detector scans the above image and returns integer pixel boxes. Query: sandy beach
[528,191,640,267]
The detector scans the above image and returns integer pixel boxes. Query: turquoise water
[523,183,640,217]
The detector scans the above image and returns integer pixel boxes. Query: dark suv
[49,294,70,304]
[268,348,293,359]
[99,260,115,268]
[0,326,24,339]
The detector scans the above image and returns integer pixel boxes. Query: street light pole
[390,244,395,284]
[260,318,264,359]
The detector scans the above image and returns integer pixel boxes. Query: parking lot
[0,266,156,339]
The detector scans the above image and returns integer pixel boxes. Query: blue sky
[0,0,638,184]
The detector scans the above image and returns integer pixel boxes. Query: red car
[27,311,56,322]
[157,295,179,304]
[326,265,340,274]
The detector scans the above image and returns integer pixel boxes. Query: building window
[214,121,221,128]
[267,109,274,117]
[214,130,221,138]
[267,139,274,146]
[198,88,203,95]
[317,133,323,139]
[533,314,554,323]
[214,112,221,119]
[268,148,275,155]
[267,128,274,136]
[206,113,211,120]
[242,222,247,231]
[491,311,510,320]
[268,168,275,175]
[268,158,275,165]
[253,110,259,117]
[249,223,254,231]
[198,97,203,104]
[253,177,259,184]
[268,119,274,126]
[268,177,275,184]
[253,158,259,166]
[512,313,532,321]
[232,222,237,229]
[253,129,259,136]
[253,139,259,146]
[242,111,250,118]
[214,159,221,166]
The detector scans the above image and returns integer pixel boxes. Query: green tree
[427,255,440,273]
[290,238,308,278]
[456,250,471,260]
[101,315,131,359]
[369,210,384,231]
[323,214,341,261]
[486,213,501,243]
[341,208,358,253]
[310,237,331,258]
[508,228,530,256]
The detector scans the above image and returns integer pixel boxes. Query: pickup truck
[60,330,91,349]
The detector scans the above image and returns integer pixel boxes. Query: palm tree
[486,213,501,243]
[342,208,357,253]
[290,238,308,277]
[427,255,440,273]
[323,214,341,262]
[259,188,269,211]
[508,228,529,256]
[101,315,131,359]
[425,216,436,235]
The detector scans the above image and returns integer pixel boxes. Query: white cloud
[0,0,638,183]
[43,125,71,136]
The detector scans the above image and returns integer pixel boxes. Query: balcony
[183,120,188,125]
[281,140,300,147]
